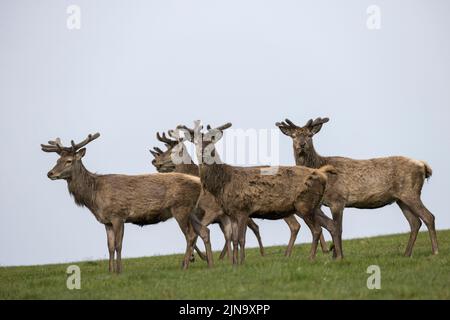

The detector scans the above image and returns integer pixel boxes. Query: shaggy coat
[42,134,213,273]
[180,122,337,264]
[277,118,438,259]
[151,136,264,260]
[151,132,329,258]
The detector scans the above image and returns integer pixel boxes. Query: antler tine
[41,137,66,154]
[275,121,288,127]
[157,132,173,145]
[162,132,178,146]
[40,144,61,153]
[311,117,330,126]
[176,125,196,136]
[215,122,232,131]
[276,119,298,129]
[284,119,298,128]
[153,147,164,154]
[71,132,100,152]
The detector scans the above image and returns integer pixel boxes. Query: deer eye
[66,159,73,165]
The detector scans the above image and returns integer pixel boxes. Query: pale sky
[1,0,449,266]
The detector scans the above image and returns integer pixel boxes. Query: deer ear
[75,148,87,160]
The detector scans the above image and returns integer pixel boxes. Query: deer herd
[41,117,438,273]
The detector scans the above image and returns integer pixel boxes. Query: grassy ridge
[0,230,449,300]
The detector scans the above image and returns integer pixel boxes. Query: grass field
[1,230,449,300]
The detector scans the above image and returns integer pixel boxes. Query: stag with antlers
[151,130,267,260]
[41,133,213,273]
[151,129,332,258]
[276,117,437,259]
[175,121,338,265]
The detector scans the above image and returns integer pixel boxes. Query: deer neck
[67,162,98,212]
[198,146,230,197]
[175,162,199,177]
[295,142,326,168]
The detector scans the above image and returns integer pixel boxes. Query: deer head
[176,121,232,165]
[41,133,100,180]
[150,132,180,172]
[276,118,329,156]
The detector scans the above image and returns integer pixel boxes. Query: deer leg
[247,218,265,257]
[183,228,197,270]
[329,205,344,260]
[401,198,438,255]
[315,207,341,260]
[236,214,248,265]
[105,224,115,273]
[397,201,422,257]
[283,215,301,257]
[302,215,322,260]
[218,223,229,260]
[231,216,240,265]
[189,213,214,268]
[194,245,207,261]
[172,208,197,270]
[111,219,125,274]
[218,216,233,262]
[316,208,330,253]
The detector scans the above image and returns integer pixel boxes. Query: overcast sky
[1,0,449,266]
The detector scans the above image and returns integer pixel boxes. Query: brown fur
[42,134,214,273]
[152,130,330,258]
[151,133,265,260]
[277,118,438,258]
[181,122,335,265]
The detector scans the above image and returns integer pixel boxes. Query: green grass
[1,230,449,300]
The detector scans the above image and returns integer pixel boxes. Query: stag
[41,133,213,273]
[276,117,438,259]
[151,130,330,258]
[151,132,263,260]
[176,122,338,265]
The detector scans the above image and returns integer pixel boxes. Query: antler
[276,118,299,129]
[206,122,232,132]
[149,146,164,157]
[176,124,197,138]
[305,117,329,128]
[156,132,178,147]
[41,133,100,154]
[41,138,65,154]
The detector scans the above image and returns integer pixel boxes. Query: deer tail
[421,161,432,180]
[306,165,336,187]
[318,164,337,176]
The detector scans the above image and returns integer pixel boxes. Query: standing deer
[151,132,264,260]
[276,117,438,259]
[176,121,338,265]
[151,130,330,258]
[41,133,213,273]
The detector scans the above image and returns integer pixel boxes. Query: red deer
[41,133,213,273]
[151,132,262,260]
[276,117,438,259]
[151,131,330,258]
[176,122,338,265]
